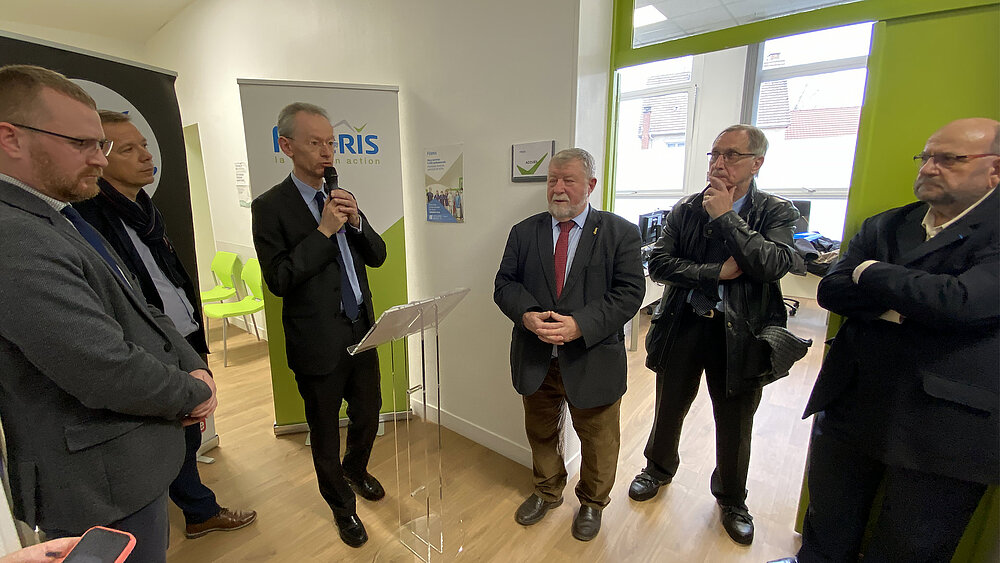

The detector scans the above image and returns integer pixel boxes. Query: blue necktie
[314,191,361,320]
[61,205,130,287]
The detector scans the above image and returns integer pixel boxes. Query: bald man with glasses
[629,124,801,546]
[782,118,1000,563]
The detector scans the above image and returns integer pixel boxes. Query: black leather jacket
[645,181,801,396]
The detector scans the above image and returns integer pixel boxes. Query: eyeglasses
[707,151,757,164]
[282,136,335,151]
[913,152,1000,168]
[11,123,113,156]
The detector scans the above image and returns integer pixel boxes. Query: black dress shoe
[571,506,602,541]
[628,470,671,501]
[514,493,563,526]
[345,472,386,501]
[334,513,368,548]
[720,505,754,545]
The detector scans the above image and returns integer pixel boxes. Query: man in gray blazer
[0,65,216,563]
[495,148,644,541]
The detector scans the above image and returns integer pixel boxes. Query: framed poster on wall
[512,140,555,182]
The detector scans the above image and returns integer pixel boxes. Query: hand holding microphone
[321,166,361,232]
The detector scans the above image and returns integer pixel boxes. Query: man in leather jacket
[627,124,800,546]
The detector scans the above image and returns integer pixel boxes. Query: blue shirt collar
[733,191,748,214]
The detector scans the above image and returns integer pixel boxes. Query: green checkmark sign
[517,153,548,175]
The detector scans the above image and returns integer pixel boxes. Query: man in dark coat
[251,102,387,548]
[75,110,257,540]
[629,124,800,546]
[792,118,999,563]
[495,148,645,541]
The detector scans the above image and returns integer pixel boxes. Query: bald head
[914,117,1000,223]
[928,118,1000,153]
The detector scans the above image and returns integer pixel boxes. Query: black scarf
[95,178,188,289]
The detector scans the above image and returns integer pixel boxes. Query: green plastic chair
[200,251,240,303]
[203,258,264,366]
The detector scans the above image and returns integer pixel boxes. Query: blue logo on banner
[271,123,380,154]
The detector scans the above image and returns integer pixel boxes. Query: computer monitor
[637,209,668,246]
[791,200,811,233]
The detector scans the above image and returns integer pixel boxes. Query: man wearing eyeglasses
[0,64,217,563]
[251,102,387,548]
[629,124,801,546]
[73,110,257,541]
[783,118,999,563]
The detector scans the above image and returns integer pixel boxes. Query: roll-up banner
[237,79,408,430]
[0,31,219,451]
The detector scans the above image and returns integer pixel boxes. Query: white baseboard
[196,433,219,456]
[410,397,582,476]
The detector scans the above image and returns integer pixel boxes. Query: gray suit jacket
[0,179,212,533]
[494,208,645,409]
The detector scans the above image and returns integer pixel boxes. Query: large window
[613,56,694,224]
[752,22,873,238]
[611,23,873,239]
[752,22,873,200]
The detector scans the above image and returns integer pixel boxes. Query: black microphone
[323,166,339,196]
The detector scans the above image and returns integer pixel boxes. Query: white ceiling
[633,0,860,47]
[0,0,198,44]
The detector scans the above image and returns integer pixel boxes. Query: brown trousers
[522,358,621,509]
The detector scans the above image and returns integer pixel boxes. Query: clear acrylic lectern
[350,288,469,562]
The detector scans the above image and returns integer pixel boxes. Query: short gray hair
[276,102,329,138]
[551,148,596,179]
[717,124,769,156]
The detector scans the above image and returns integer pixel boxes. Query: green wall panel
[264,217,409,427]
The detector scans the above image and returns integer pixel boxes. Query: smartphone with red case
[61,526,136,563]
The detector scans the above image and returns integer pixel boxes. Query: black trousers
[643,307,762,508]
[798,413,987,563]
[168,332,221,525]
[295,315,382,518]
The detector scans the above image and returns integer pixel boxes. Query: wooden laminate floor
[167,300,828,562]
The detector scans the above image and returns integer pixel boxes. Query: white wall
[137,0,608,466]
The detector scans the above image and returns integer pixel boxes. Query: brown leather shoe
[514,493,563,526]
[185,507,258,539]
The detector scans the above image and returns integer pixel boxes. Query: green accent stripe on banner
[266,217,409,427]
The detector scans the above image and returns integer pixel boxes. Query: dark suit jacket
[251,175,386,376]
[0,179,211,532]
[494,208,645,409]
[74,181,209,355]
[805,190,999,484]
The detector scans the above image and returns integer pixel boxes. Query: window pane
[762,22,873,67]
[633,0,862,49]
[755,68,867,195]
[614,197,678,228]
[619,56,693,94]
[615,94,688,196]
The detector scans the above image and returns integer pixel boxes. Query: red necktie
[554,221,574,298]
